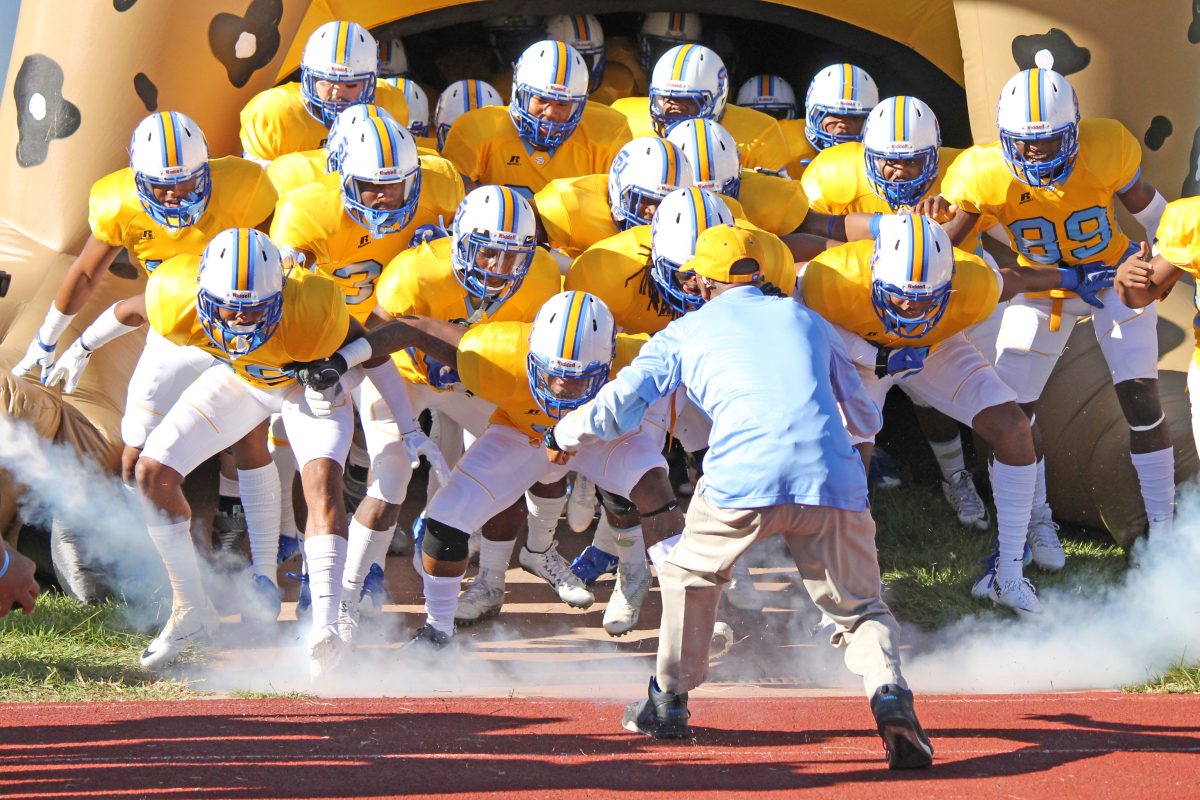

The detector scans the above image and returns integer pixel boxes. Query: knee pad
[365,445,414,504]
[422,517,470,562]
[596,487,636,517]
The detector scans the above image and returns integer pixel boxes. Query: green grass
[1126,660,1200,693]
[0,592,199,702]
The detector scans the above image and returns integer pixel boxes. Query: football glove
[304,383,346,418]
[11,337,56,383]
[1058,263,1114,309]
[292,354,349,392]
[44,339,94,394]
[402,430,451,489]
[876,345,929,379]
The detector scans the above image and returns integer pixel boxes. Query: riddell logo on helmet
[493,231,518,242]
[664,81,689,91]
[327,63,351,73]
[229,290,254,300]
[548,357,584,371]
[162,166,185,176]
[1023,121,1052,132]
[545,83,568,93]
[375,167,398,178]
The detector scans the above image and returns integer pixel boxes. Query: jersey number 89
[1007,205,1112,265]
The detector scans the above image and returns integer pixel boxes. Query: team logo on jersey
[533,154,547,165]
[1019,191,1033,204]
[507,155,522,165]
[359,234,371,247]
[141,230,154,239]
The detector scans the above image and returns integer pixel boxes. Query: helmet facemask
[135,163,211,230]
[999,125,1078,188]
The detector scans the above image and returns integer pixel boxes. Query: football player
[290,291,684,646]
[19,112,284,615]
[940,68,1174,544]
[610,44,791,174]
[382,77,435,149]
[736,73,814,178]
[433,79,505,153]
[636,12,702,74]
[270,115,460,629]
[441,40,632,199]
[544,14,635,106]
[265,103,401,196]
[239,21,410,164]
[378,37,409,78]
[803,63,879,154]
[123,229,382,677]
[797,214,1113,614]
[801,95,997,531]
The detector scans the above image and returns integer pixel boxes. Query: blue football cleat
[359,563,390,615]
[570,545,619,586]
[277,534,302,564]
[287,571,311,619]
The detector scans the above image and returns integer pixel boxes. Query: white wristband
[336,337,374,369]
[80,304,139,351]
[1132,190,1166,246]
[37,305,75,348]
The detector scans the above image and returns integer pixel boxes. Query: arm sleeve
[825,321,882,438]
[554,325,685,448]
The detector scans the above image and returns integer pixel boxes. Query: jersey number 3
[333,259,383,304]
[1008,206,1112,264]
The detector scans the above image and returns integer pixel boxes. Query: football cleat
[359,563,390,616]
[566,476,598,532]
[941,470,990,532]
[710,621,735,658]
[308,624,347,681]
[972,541,1034,599]
[603,561,651,637]
[869,447,902,489]
[622,677,691,739]
[870,684,933,769]
[243,574,282,623]
[569,545,619,586]
[455,570,505,626]
[723,561,765,612]
[336,598,360,646]
[287,571,312,619]
[277,534,302,564]
[139,604,219,670]
[988,575,1044,618]
[387,525,412,556]
[407,623,453,651]
[519,545,595,608]
[1026,508,1066,571]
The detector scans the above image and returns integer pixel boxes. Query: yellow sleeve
[1086,119,1142,194]
[375,245,430,317]
[417,153,467,218]
[269,182,335,251]
[285,274,350,362]
[938,145,991,215]
[738,171,809,235]
[457,322,528,403]
[221,157,277,228]
[267,150,326,195]
[86,169,133,247]
[145,255,204,345]
[583,104,634,173]
[440,108,489,183]
[1157,197,1200,273]
[239,87,286,163]
[736,110,792,173]
[374,81,412,129]
[612,332,651,372]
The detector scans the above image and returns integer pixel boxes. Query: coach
[546,224,933,770]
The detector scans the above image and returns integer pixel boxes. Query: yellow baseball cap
[684,224,765,284]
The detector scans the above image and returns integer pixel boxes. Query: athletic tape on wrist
[1129,412,1166,433]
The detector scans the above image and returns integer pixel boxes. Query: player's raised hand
[291,354,349,392]
[911,194,955,224]
[1115,241,1154,289]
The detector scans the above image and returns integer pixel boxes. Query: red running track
[0,693,1197,799]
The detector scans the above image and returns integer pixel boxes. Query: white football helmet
[870,214,955,339]
[650,187,736,314]
[451,185,538,306]
[378,37,408,78]
[510,40,590,149]
[383,77,430,138]
[639,12,702,72]
[434,79,504,151]
[665,117,741,199]
[996,68,1080,188]
[197,228,285,356]
[804,63,879,151]
[545,14,606,94]
[736,74,797,120]
[607,136,692,231]
[863,95,942,209]
[128,111,211,230]
[325,104,399,173]
[649,44,729,136]
[301,21,379,127]
[338,116,421,239]
[527,291,617,419]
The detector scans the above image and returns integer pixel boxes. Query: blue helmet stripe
[656,139,668,185]
[246,230,256,290]
[572,293,590,358]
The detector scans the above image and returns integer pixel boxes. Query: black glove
[291,353,348,391]
[542,425,563,452]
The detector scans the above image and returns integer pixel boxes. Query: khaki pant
[657,484,906,697]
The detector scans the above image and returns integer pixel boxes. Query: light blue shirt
[557,286,881,511]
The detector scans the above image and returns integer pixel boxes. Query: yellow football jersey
[374,236,562,385]
[736,169,809,236]
[941,118,1141,300]
[801,240,999,350]
[146,254,348,390]
[564,219,796,335]
[270,157,465,324]
[441,104,632,198]
[88,157,276,274]
[239,82,411,164]
[605,37,649,97]
[609,98,791,174]
[1151,197,1200,366]
[458,321,646,442]
[778,118,817,178]
[534,173,621,259]
[266,148,328,196]
[591,60,639,106]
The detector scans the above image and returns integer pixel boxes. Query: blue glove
[1057,263,1114,309]
[409,223,449,248]
[877,346,929,378]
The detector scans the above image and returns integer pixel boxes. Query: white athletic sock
[929,435,967,482]
[304,534,347,632]
[218,472,240,499]
[478,536,516,577]
[423,572,464,635]
[237,465,281,583]
[1130,447,1175,524]
[524,490,568,553]
[592,514,619,554]
[989,460,1036,584]
[612,523,647,568]
[146,521,209,609]
[1031,458,1050,519]
[343,518,395,594]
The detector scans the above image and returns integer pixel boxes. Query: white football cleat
[723,561,765,612]
[140,604,220,670]
[1026,507,1066,571]
[566,476,598,533]
[941,469,990,531]
[710,621,735,658]
[988,576,1043,618]
[309,624,347,681]
[336,598,360,646]
[519,545,595,608]
[603,561,651,636]
[455,570,505,626]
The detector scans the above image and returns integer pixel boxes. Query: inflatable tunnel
[0,0,1197,549]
